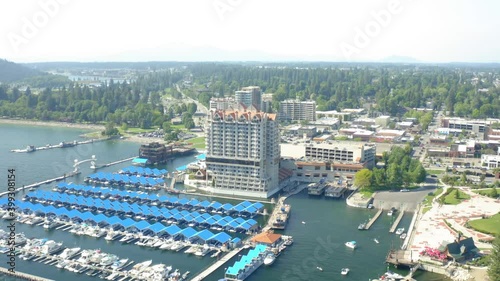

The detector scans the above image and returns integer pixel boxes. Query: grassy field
[426,169,444,175]
[468,213,500,236]
[422,187,444,213]
[443,189,470,205]
[121,127,156,134]
[186,136,206,149]
[359,189,374,199]
[473,188,498,198]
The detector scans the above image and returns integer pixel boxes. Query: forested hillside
[0,59,70,87]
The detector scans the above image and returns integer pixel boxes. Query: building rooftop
[251,232,282,244]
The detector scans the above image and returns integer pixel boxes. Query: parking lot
[372,178,438,211]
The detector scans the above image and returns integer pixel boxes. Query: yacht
[105,272,121,280]
[100,254,119,266]
[345,241,357,249]
[128,259,153,276]
[195,244,211,256]
[40,240,64,255]
[14,233,27,246]
[56,260,70,269]
[341,268,350,275]
[111,258,129,270]
[171,241,187,252]
[395,228,405,235]
[119,232,135,243]
[105,231,123,241]
[383,271,405,280]
[43,219,61,229]
[282,236,294,246]
[59,247,81,259]
[263,253,276,265]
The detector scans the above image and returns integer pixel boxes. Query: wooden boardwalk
[190,247,244,281]
[0,266,54,281]
[364,209,383,230]
[389,211,405,233]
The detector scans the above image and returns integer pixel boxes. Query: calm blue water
[0,124,449,281]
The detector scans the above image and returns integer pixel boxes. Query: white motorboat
[105,231,122,241]
[40,240,63,255]
[395,228,405,235]
[263,253,276,265]
[119,232,135,243]
[345,241,357,249]
[105,272,121,280]
[100,254,119,266]
[341,268,350,275]
[43,219,61,229]
[111,258,129,270]
[400,233,407,240]
[59,247,81,259]
[373,238,379,244]
[384,271,405,279]
[56,260,70,269]
[316,266,323,271]
[131,259,153,271]
[195,244,211,256]
[14,233,27,246]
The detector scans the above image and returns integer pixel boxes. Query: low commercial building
[481,148,500,168]
[338,128,374,141]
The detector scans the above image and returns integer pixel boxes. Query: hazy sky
[1,0,499,63]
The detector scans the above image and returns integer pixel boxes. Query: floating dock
[269,198,291,230]
[0,171,80,197]
[307,182,325,196]
[190,247,244,281]
[364,209,383,230]
[324,186,347,198]
[0,266,54,281]
[389,211,405,233]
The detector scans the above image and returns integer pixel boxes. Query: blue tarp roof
[210,232,232,244]
[148,222,167,233]
[132,158,148,164]
[176,227,197,239]
[164,225,182,236]
[193,229,214,241]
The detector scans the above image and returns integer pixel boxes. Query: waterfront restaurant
[250,231,282,248]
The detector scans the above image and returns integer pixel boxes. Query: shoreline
[0,118,105,131]
[0,118,171,145]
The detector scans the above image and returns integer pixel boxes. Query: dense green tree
[488,236,500,281]
[354,169,373,190]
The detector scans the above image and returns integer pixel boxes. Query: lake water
[0,124,449,281]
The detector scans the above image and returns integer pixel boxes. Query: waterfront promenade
[190,247,244,281]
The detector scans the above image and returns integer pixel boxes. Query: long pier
[389,211,405,233]
[364,209,383,230]
[190,247,244,281]
[10,138,109,153]
[0,171,81,197]
[95,156,136,169]
[0,267,54,281]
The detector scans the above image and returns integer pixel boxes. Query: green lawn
[186,136,206,149]
[422,187,443,214]
[443,189,470,205]
[473,188,498,198]
[468,213,500,236]
[359,189,374,199]
[121,127,156,134]
[426,169,444,175]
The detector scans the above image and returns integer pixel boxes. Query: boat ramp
[389,211,405,233]
[364,209,383,230]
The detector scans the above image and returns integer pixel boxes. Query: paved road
[372,178,438,211]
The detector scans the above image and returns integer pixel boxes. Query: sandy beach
[0,118,105,131]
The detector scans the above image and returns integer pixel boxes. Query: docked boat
[400,233,407,240]
[341,268,350,275]
[388,207,397,216]
[395,228,405,235]
[59,247,81,259]
[263,253,276,265]
[56,260,70,269]
[358,222,366,230]
[118,232,135,243]
[195,244,211,256]
[104,231,123,241]
[131,259,153,271]
[111,258,129,270]
[345,241,357,249]
[43,219,61,229]
[283,236,294,246]
[100,254,119,266]
[383,271,405,280]
[40,240,64,255]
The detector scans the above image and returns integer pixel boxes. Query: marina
[0,124,448,281]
